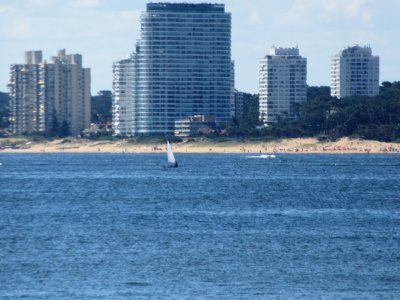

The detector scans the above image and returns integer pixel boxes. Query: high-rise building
[331,45,379,98]
[259,47,307,125]
[113,3,234,136]
[112,55,135,136]
[9,60,44,134]
[8,49,91,136]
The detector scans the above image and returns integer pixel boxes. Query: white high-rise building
[9,49,91,136]
[112,3,234,136]
[112,55,135,136]
[331,45,379,98]
[259,47,307,125]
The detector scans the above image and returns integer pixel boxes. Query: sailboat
[166,140,178,168]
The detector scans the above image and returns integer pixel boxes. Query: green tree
[225,93,260,137]
[225,82,400,142]
[91,90,112,123]
[296,82,400,141]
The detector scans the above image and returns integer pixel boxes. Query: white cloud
[280,0,314,27]
[344,0,366,17]
[322,0,372,23]
[0,5,33,39]
[323,0,339,12]
[27,0,52,7]
[0,5,12,14]
[71,0,101,8]
[361,9,373,26]
[12,16,33,38]
[281,0,373,26]
[248,10,265,25]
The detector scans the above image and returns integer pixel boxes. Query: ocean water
[0,152,399,299]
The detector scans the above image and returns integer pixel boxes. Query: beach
[0,137,399,154]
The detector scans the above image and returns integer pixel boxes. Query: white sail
[167,141,177,166]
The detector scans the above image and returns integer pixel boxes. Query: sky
[1,0,399,94]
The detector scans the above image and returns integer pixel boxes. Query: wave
[246,154,276,159]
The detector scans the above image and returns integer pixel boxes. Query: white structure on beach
[259,47,307,125]
[331,45,379,98]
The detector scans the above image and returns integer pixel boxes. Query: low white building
[174,115,216,137]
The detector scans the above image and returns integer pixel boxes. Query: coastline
[0,137,399,154]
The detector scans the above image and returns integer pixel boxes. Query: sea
[0,152,399,299]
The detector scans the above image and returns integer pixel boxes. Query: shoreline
[0,137,399,154]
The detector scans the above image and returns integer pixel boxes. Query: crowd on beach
[1,138,399,154]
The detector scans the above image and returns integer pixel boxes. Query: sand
[0,137,399,154]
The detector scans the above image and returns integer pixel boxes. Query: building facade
[259,47,307,125]
[331,45,379,98]
[9,61,44,134]
[233,89,245,117]
[112,55,135,136]
[113,2,234,136]
[8,49,91,136]
[174,115,216,137]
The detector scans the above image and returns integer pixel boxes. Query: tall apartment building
[112,55,135,136]
[8,49,91,136]
[331,45,379,98]
[113,2,234,136]
[9,56,44,134]
[259,47,307,125]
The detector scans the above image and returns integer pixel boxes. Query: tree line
[225,82,400,142]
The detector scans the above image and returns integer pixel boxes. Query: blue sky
[1,0,399,94]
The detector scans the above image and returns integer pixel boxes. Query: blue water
[0,153,399,299]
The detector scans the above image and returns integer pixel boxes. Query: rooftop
[340,45,373,57]
[269,47,300,56]
[147,3,225,13]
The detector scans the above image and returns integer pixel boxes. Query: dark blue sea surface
[0,153,399,299]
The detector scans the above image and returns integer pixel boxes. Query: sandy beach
[0,137,399,154]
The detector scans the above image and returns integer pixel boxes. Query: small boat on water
[166,140,178,168]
